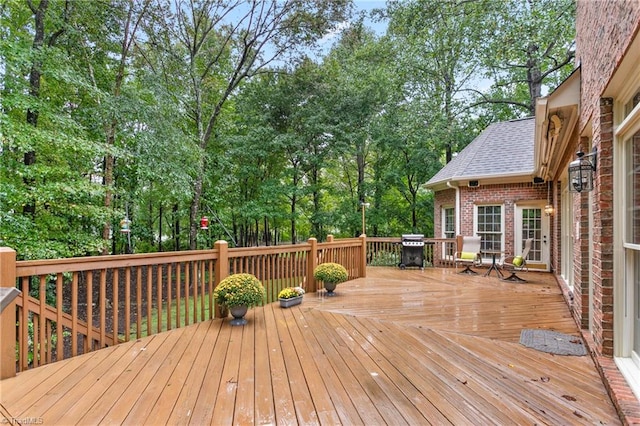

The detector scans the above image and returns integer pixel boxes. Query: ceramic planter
[229,305,248,325]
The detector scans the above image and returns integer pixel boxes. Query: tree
[138,0,351,249]
[1,0,112,258]
[386,0,488,164]
[473,0,576,116]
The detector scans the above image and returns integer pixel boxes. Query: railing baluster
[157,265,163,334]
[136,267,142,339]
[113,269,119,345]
[125,267,131,342]
[167,264,173,330]
[100,269,106,348]
[38,275,46,365]
[176,263,181,328]
[146,265,152,337]
[184,262,190,326]
[56,273,63,361]
[72,273,78,356]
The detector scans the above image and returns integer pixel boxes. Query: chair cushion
[512,255,524,267]
[460,252,476,260]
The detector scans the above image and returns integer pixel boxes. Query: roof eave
[534,68,581,181]
[424,171,537,192]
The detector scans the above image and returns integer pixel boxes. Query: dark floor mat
[519,329,587,356]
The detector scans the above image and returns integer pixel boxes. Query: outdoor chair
[499,238,533,282]
[454,235,482,274]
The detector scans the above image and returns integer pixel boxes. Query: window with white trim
[442,206,455,259]
[475,205,503,252]
[443,207,455,239]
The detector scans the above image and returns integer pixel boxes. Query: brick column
[597,97,615,356]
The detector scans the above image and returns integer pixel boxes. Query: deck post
[359,234,367,278]
[0,247,18,379]
[307,238,317,292]
[214,240,229,318]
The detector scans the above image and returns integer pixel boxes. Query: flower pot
[229,305,248,326]
[324,281,337,295]
[279,295,303,308]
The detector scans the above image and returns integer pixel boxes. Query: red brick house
[425,117,553,272]
[428,1,640,417]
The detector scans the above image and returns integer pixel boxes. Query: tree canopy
[0,0,576,259]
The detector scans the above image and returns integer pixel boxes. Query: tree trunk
[23,0,49,217]
[173,203,180,251]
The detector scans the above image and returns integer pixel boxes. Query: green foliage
[213,274,266,308]
[313,262,348,284]
[0,1,576,257]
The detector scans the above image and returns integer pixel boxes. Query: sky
[317,0,389,54]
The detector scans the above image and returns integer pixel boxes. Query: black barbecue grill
[399,234,425,269]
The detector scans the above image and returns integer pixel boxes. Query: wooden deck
[0,267,622,425]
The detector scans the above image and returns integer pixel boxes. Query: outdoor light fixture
[544,204,554,216]
[544,181,554,216]
[568,148,597,193]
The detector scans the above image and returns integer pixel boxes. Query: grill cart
[399,234,425,269]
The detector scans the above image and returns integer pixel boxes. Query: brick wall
[433,188,456,238]
[576,1,640,358]
[576,1,640,132]
[434,182,548,257]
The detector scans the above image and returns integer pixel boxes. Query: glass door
[515,205,550,270]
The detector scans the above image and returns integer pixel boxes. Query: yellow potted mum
[278,286,305,308]
[214,273,265,325]
[313,262,348,296]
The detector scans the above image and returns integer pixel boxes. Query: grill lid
[401,234,424,246]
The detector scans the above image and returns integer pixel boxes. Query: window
[624,91,640,118]
[627,133,640,245]
[476,205,503,252]
[443,207,455,239]
[521,208,542,262]
[442,207,455,259]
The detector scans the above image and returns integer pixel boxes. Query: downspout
[446,181,460,235]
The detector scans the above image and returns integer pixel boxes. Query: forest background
[1,0,575,260]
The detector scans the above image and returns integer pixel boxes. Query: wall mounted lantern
[568,148,597,193]
[544,180,554,216]
[544,204,554,216]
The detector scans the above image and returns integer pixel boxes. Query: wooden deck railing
[0,236,366,375]
[0,235,455,376]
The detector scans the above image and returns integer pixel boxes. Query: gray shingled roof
[425,117,535,188]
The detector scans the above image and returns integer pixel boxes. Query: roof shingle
[425,117,535,187]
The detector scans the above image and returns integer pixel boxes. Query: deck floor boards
[0,267,623,425]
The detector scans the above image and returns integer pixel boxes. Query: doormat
[519,329,587,356]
